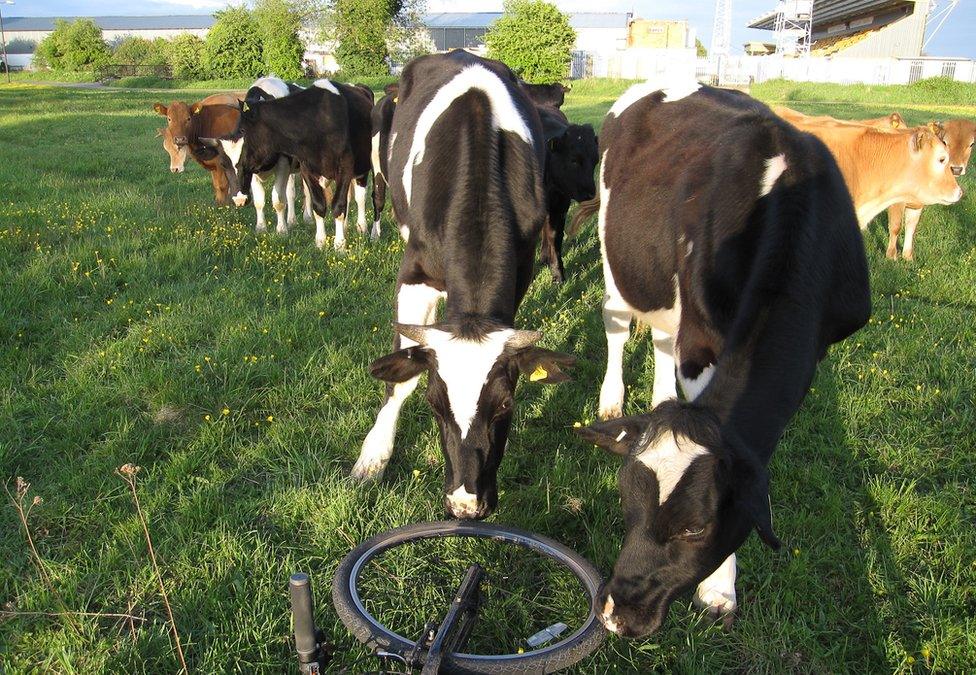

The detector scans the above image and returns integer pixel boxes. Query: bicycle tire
[332,520,606,674]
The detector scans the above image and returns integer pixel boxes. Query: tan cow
[887,119,975,260]
[780,114,962,230]
[153,94,241,205]
[773,105,906,131]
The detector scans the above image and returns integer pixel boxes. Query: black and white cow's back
[353,51,575,521]
[573,81,870,637]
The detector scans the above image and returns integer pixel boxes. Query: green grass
[1,80,975,673]
[753,76,976,108]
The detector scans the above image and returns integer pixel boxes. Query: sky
[11,0,976,59]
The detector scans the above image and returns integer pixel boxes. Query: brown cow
[780,113,962,229]
[887,119,975,260]
[154,94,240,205]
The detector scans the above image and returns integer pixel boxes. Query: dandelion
[412,469,421,478]
[222,408,230,416]
[204,414,211,421]
[573,421,582,428]
[266,415,274,423]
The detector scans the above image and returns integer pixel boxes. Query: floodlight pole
[0,1,13,84]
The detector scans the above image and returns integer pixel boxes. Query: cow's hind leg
[354,176,368,235]
[901,206,923,262]
[886,204,904,260]
[271,159,291,235]
[285,171,297,227]
[352,282,444,480]
[599,282,633,419]
[693,554,737,628]
[332,173,352,252]
[252,174,268,233]
[371,174,386,241]
[303,168,331,249]
[651,328,678,406]
[302,178,313,224]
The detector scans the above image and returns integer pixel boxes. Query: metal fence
[97,63,172,79]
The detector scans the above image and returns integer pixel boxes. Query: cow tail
[568,196,600,237]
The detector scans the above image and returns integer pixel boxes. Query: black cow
[369,89,397,239]
[200,79,374,250]
[572,82,870,637]
[536,105,598,283]
[352,51,576,520]
[519,80,570,109]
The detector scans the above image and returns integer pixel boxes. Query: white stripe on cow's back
[760,154,788,197]
[608,79,702,118]
[251,75,291,99]
[403,65,533,206]
[635,433,709,504]
[313,79,340,96]
[423,328,514,439]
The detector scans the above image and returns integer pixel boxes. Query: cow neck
[850,130,917,223]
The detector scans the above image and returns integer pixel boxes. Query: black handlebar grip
[289,573,318,664]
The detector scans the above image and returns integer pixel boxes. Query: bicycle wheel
[332,520,606,674]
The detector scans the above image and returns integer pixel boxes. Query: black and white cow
[369,87,397,240]
[536,105,599,283]
[571,81,870,636]
[203,78,374,250]
[519,80,570,109]
[352,51,576,520]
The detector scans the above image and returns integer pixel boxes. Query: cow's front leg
[886,203,905,260]
[285,171,298,227]
[651,328,678,406]
[353,176,368,235]
[331,172,352,252]
[271,158,291,235]
[693,554,737,628]
[252,174,268,233]
[302,178,313,224]
[353,281,444,480]
[599,286,633,419]
[303,169,331,249]
[901,206,923,262]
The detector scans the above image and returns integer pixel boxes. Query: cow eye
[674,526,706,540]
[493,399,513,419]
[939,156,947,164]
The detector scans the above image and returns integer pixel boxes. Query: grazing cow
[519,80,570,109]
[776,109,963,228]
[153,94,239,205]
[571,81,870,637]
[535,105,599,283]
[774,105,906,131]
[199,79,374,250]
[370,89,397,240]
[887,119,975,260]
[352,51,575,520]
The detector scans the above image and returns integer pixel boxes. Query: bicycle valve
[290,573,320,673]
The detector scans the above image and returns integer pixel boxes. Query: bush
[33,18,110,72]
[112,37,170,66]
[205,6,264,79]
[169,34,207,79]
[485,0,575,83]
[254,0,306,80]
[331,0,391,76]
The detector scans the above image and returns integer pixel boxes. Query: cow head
[908,126,964,205]
[577,402,780,638]
[939,119,976,177]
[369,322,575,519]
[156,126,188,173]
[548,123,599,201]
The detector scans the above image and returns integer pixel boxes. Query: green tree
[112,36,169,66]
[254,0,306,80]
[169,33,207,79]
[696,38,707,58]
[485,0,575,83]
[205,6,264,78]
[330,0,391,76]
[33,18,109,71]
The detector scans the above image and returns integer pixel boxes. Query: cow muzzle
[231,191,249,207]
[170,166,184,174]
[174,136,188,146]
[445,486,491,520]
[951,165,964,177]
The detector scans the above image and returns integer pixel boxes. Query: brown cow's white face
[911,129,963,206]
[942,120,976,176]
[158,126,188,173]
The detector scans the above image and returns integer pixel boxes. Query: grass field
[1,79,975,673]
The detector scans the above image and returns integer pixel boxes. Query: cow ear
[547,137,557,152]
[155,128,164,138]
[191,102,202,114]
[153,103,167,116]
[575,415,650,456]
[733,460,782,551]
[197,137,220,147]
[515,346,575,384]
[369,346,433,383]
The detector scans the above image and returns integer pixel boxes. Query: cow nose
[175,136,188,146]
[445,486,488,520]
[951,166,963,176]
[171,166,183,173]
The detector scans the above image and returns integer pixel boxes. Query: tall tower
[774,1,813,56]
[711,0,732,58]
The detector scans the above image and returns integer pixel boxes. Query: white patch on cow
[422,328,514,439]
[678,363,714,401]
[601,595,619,634]
[598,155,630,419]
[371,219,381,241]
[635,432,708,504]
[232,191,248,207]
[760,153,788,197]
[686,239,694,257]
[220,138,244,171]
[399,224,410,242]
[353,182,368,231]
[251,76,290,99]
[446,485,479,518]
[353,283,445,479]
[313,78,340,95]
[371,132,383,177]
[693,554,737,616]
[403,65,533,206]
[334,214,347,251]
[650,327,678,406]
[314,213,326,249]
[609,79,701,117]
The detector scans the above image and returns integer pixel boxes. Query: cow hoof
[693,588,736,630]
[370,220,381,241]
[598,403,623,420]
[357,223,368,235]
[255,224,267,234]
[885,249,898,260]
[287,217,297,227]
[550,270,564,285]
[350,458,386,481]
[315,236,327,249]
[276,226,289,236]
[333,238,347,252]
[903,251,914,262]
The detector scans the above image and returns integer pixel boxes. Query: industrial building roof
[4,15,217,31]
[748,0,913,30]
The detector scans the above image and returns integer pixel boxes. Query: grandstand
[748,0,931,58]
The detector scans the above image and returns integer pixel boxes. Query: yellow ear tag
[529,365,548,382]
[393,96,398,104]
[242,102,250,112]
[192,104,201,113]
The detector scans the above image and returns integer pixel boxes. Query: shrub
[168,34,208,79]
[112,37,170,66]
[33,18,110,72]
[205,6,264,79]
[254,0,306,80]
[485,0,575,83]
[331,0,391,76]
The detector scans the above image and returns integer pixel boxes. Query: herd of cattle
[152,50,973,639]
